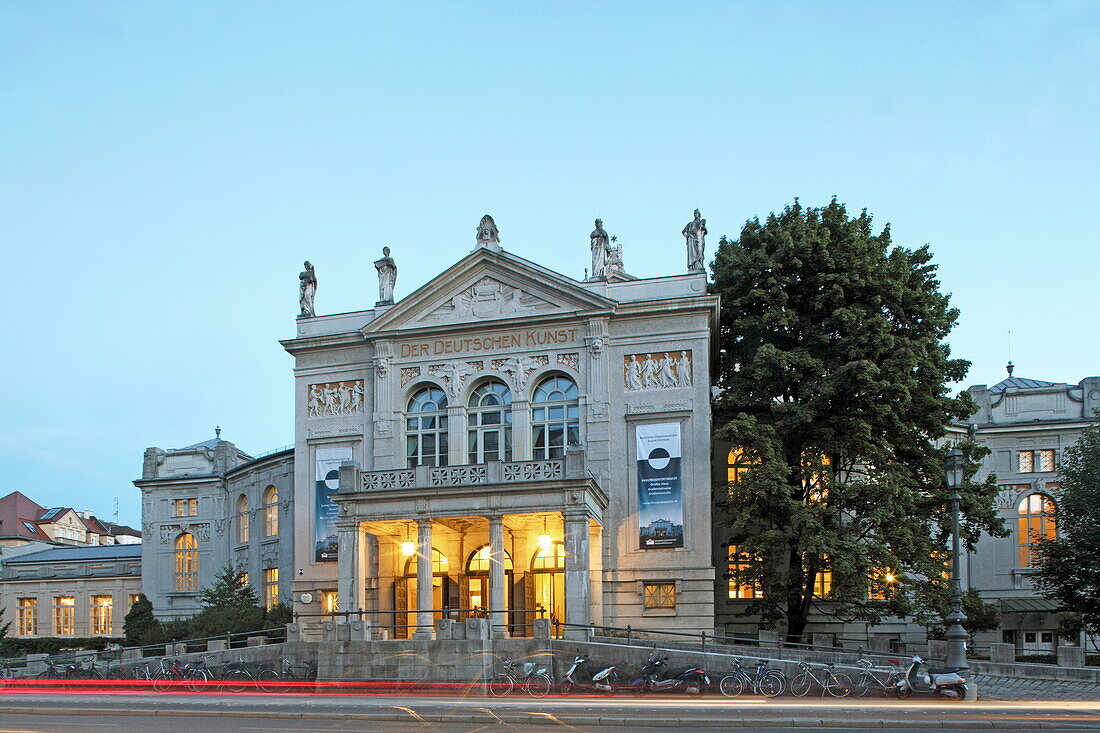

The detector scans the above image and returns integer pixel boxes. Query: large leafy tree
[1034,413,1100,641]
[712,198,1003,641]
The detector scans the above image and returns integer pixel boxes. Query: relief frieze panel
[623,350,692,391]
[307,380,365,418]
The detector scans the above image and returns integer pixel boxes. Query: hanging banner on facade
[314,447,352,562]
[636,422,685,549]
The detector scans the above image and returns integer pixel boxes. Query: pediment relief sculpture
[420,277,557,325]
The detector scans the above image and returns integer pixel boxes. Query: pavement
[0,692,1099,729]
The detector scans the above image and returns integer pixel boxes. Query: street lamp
[944,446,969,672]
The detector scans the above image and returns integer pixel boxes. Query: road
[0,693,1099,730]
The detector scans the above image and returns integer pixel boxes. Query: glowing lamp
[401,540,415,556]
[538,533,553,552]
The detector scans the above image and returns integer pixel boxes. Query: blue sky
[1,2,1097,524]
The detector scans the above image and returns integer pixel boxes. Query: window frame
[263,567,280,609]
[727,545,763,599]
[531,375,580,460]
[53,596,75,636]
[236,494,250,544]
[17,598,37,637]
[467,381,513,463]
[90,595,113,635]
[1017,493,1057,568]
[643,582,676,610]
[262,486,279,537]
[405,386,450,468]
[174,532,199,591]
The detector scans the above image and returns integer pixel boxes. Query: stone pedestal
[349,620,371,641]
[989,642,1015,664]
[1058,644,1085,668]
[436,618,456,640]
[465,617,490,641]
[206,639,228,652]
[285,622,302,642]
[868,638,891,653]
[246,635,268,647]
[758,630,780,648]
[121,649,143,661]
[811,633,834,649]
[926,639,948,661]
[533,618,552,640]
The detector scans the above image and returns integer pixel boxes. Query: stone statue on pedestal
[683,209,707,272]
[298,261,317,318]
[476,214,501,250]
[374,246,397,304]
[590,219,610,279]
[606,236,624,276]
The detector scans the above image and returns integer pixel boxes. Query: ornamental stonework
[623,350,692,391]
[400,366,421,387]
[557,353,580,370]
[307,380,364,418]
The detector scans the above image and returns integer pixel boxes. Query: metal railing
[293,606,549,638]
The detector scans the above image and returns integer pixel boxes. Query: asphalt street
[0,692,1099,730]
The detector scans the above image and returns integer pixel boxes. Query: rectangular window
[17,598,37,636]
[90,595,113,635]
[1039,449,1055,472]
[813,568,833,598]
[240,572,249,589]
[173,498,198,517]
[1017,451,1034,473]
[643,582,676,609]
[727,546,763,599]
[53,596,75,635]
[322,591,339,615]
[263,568,279,609]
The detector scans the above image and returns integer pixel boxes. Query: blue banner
[314,447,351,562]
[636,422,684,549]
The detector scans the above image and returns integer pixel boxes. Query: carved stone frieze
[429,360,482,399]
[421,277,555,324]
[213,518,228,537]
[400,366,422,387]
[624,350,692,391]
[160,524,178,544]
[557,353,580,370]
[307,380,365,418]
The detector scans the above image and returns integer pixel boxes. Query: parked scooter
[630,649,710,695]
[894,656,967,700]
[558,655,619,696]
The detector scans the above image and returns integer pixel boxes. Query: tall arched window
[236,494,250,544]
[263,486,279,537]
[531,375,579,460]
[406,386,449,467]
[174,533,198,591]
[1018,493,1056,567]
[468,381,512,463]
[727,448,759,493]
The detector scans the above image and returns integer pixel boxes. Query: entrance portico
[333,450,607,640]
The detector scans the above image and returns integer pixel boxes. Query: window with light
[263,568,280,609]
[468,381,512,463]
[90,595,113,635]
[643,583,676,609]
[1018,493,1056,567]
[263,486,279,537]
[17,598,37,636]
[237,494,250,544]
[728,545,763,599]
[406,387,449,467]
[175,533,198,591]
[53,596,75,635]
[532,376,579,460]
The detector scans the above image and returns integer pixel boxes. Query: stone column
[414,519,434,638]
[488,514,508,638]
[511,401,531,460]
[447,405,466,466]
[563,511,591,640]
[336,521,362,616]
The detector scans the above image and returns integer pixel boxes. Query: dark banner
[314,447,351,562]
[636,422,684,549]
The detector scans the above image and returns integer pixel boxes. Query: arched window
[174,533,198,591]
[263,486,279,537]
[406,386,449,467]
[1018,493,1056,567]
[468,381,512,463]
[530,542,566,571]
[404,548,450,576]
[531,376,579,460]
[465,545,514,574]
[727,448,758,491]
[236,494,249,544]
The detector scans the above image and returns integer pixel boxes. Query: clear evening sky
[1,2,1097,525]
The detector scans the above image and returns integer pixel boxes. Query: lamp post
[944,446,969,671]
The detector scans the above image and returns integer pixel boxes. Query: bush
[1016,652,1056,664]
[1086,654,1100,667]
[0,637,115,657]
[123,594,164,646]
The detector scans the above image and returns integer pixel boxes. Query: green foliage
[122,594,164,646]
[200,564,260,609]
[1034,414,1100,637]
[712,197,1004,641]
[1017,652,1056,665]
[161,564,266,640]
[264,602,293,628]
[0,636,115,657]
[0,608,10,640]
[928,588,1001,639]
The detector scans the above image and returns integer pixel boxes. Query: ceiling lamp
[401,523,415,556]
[537,515,553,552]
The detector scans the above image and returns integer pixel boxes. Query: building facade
[135,437,295,618]
[0,545,142,638]
[281,234,719,637]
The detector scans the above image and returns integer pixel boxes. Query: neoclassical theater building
[283,221,718,637]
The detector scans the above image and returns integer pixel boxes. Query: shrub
[1016,652,1056,664]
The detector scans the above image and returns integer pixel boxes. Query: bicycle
[257,658,318,693]
[220,657,261,693]
[789,661,852,698]
[152,655,214,693]
[486,657,553,698]
[718,657,785,698]
[852,658,902,697]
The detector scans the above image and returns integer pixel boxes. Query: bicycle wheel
[718,674,744,698]
[853,672,871,697]
[222,669,252,693]
[759,672,785,698]
[151,669,176,693]
[186,668,212,693]
[558,680,575,695]
[525,673,552,698]
[789,672,813,698]
[487,674,513,697]
[258,669,283,694]
[825,672,852,698]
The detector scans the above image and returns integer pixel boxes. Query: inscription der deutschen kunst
[399,327,579,358]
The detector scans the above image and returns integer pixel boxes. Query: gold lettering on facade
[397,328,579,359]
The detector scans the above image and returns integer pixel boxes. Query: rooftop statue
[476,214,501,250]
[683,208,707,272]
[298,260,317,318]
[374,246,397,304]
[590,218,610,280]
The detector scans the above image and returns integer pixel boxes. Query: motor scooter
[630,649,710,695]
[894,655,967,700]
[558,655,619,696]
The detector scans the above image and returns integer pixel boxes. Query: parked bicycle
[257,658,318,693]
[220,657,262,693]
[789,661,852,698]
[152,655,214,693]
[718,657,785,698]
[486,657,552,698]
[852,658,902,697]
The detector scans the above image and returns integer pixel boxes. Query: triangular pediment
[363,248,616,335]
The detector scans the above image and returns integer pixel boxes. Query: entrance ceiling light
[401,523,415,556]
[538,515,553,552]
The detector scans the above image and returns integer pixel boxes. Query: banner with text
[314,447,352,562]
[636,422,684,549]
